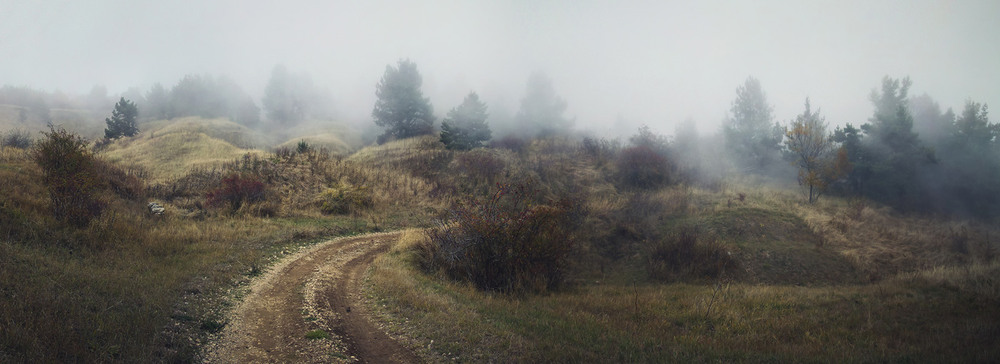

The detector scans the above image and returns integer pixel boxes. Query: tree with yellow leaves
[785,98,851,203]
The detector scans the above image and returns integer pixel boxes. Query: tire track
[204,231,418,363]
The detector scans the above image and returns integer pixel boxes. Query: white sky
[2,0,998,136]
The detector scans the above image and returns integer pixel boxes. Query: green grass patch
[305,330,331,340]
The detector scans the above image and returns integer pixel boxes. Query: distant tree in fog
[372,59,435,142]
[859,76,934,210]
[909,93,955,148]
[937,101,1000,217]
[104,97,138,139]
[168,74,257,125]
[263,65,307,125]
[234,97,261,127]
[784,98,849,203]
[144,83,170,121]
[515,72,572,137]
[440,92,491,150]
[723,77,783,173]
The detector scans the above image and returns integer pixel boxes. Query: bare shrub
[580,137,619,166]
[646,227,736,282]
[426,182,578,294]
[205,173,267,212]
[1,129,33,149]
[615,145,671,190]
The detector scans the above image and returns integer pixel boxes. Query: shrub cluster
[615,145,671,189]
[2,129,33,149]
[316,184,373,215]
[426,182,577,294]
[646,227,736,282]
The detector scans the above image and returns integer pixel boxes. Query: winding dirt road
[203,231,419,363]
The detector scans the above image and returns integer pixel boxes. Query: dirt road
[203,231,419,363]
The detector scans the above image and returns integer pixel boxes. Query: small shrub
[316,184,373,215]
[615,145,671,190]
[580,137,619,165]
[296,140,311,154]
[426,182,578,294]
[646,227,736,282]
[34,126,106,227]
[205,173,267,211]
[1,129,33,149]
[273,146,292,160]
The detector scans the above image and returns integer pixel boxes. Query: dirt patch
[203,232,419,363]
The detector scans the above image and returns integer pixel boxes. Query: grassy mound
[99,118,264,183]
[699,207,861,285]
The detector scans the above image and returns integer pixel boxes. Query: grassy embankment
[357,137,1000,362]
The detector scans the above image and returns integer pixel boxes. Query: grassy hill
[1,121,998,362]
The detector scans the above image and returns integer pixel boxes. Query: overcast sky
[2,0,998,136]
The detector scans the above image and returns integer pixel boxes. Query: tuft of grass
[304,329,331,340]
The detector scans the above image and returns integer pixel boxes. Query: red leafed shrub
[427,182,578,294]
[206,173,267,211]
[615,145,671,189]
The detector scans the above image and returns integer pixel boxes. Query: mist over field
[4,1,1000,362]
[3,0,999,136]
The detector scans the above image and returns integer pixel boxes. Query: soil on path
[203,231,419,363]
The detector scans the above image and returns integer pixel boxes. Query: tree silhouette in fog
[372,59,435,143]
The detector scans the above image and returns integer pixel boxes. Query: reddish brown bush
[205,173,267,211]
[427,182,578,294]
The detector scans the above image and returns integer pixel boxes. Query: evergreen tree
[859,76,935,210]
[263,65,308,125]
[940,101,1000,217]
[372,59,435,142]
[104,97,139,139]
[440,92,491,150]
[515,72,572,137]
[723,77,784,173]
[144,83,170,120]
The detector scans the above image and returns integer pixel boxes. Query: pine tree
[372,59,435,142]
[723,77,783,173]
[515,72,572,138]
[104,97,139,139]
[440,92,491,150]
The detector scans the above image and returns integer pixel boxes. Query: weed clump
[426,182,577,294]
